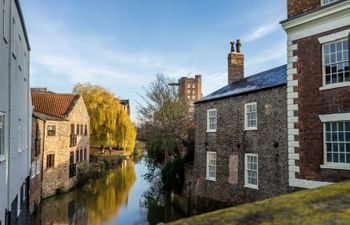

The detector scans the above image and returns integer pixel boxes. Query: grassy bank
[168,181,350,225]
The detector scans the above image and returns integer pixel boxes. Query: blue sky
[21,0,287,121]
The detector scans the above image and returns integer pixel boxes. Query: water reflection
[32,159,185,225]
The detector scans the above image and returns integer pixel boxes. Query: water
[31,159,186,225]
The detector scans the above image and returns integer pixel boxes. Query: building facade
[0,0,31,224]
[190,42,291,209]
[282,0,350,188]
[31,91,90,198]
[178,75,203,104]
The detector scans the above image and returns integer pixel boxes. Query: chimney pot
[228,40,244,84]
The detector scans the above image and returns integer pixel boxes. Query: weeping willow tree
[73,83,136,152]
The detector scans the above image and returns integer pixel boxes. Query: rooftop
[196,65,287,104]
[31,92,80,119]
[168,181,350,225]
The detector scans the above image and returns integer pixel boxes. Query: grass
[167,181,350,225]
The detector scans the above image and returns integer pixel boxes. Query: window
[324,122,350,164]
[79,148,83,162]
[71,124,75,135]
[76,124,80,135]
[76,150,79,163]
[206,152,216,181]
[18,35,22,70]
[2,0,7,43]
[12,18,16,59]
[187,84,191,88]
[323,39,349,85]
[80,124,83,136]
[47,125,56,136]
[84,148,87,161]
[192,84,195,89]
[36,160,40,175]
[245,103,257,130]
[31,162,36,178]
[84,125,88,136]
[46,154,55,168]
[70,152,74,165]
[207,109,217,132]
[0,113,5,157]
[322,0,339,5]
[245,154,258,189]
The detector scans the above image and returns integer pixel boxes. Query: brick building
[190,41,291,208]
[31,91,90,198]
[177,75,203,104]
[281,0,350,188]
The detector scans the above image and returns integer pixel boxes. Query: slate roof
[31,92,80,119]
[196,65,287,104]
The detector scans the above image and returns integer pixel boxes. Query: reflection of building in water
[32,191,88,225]
[33,161,136,225]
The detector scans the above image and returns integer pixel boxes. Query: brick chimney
[228,39,244,84]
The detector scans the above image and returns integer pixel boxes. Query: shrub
[161,157,185,194]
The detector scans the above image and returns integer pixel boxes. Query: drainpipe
[7,0,13,214]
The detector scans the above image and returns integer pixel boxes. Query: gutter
[194,84,287,105]
[14,0,30,51]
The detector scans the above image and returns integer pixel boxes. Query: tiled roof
[196,65,287,104]
[31,92,80,118]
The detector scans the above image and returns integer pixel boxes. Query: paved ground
[168,181,350,225]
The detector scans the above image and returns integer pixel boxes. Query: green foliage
[161,157,184,194]
[132,143,143,161]
[77,162,99,187]
[73,83,136,152]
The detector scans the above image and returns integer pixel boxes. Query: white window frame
[207,109,217,132]
[321,0,339,6]
[244,153,259,190]
[244,102,258,130]
[0,112,5,162]
[319,34,349,91]
[320,113,350,170]
[206,151,216,181]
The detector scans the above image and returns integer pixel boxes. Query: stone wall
[191,86,291,207]
[42,97,90,198]
[291,26,350,182]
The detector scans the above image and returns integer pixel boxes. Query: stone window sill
[206,178,216,182]
[206,130,217,133]
[319,82,350,91]
[320,164,350,171]
[244,127,258,131]
[244,184,259,190]
[0,155,6,163]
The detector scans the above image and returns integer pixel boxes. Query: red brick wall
[288,0,320,18]
[293,26,350,182]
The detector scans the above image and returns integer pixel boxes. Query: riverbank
[168,181,350,225]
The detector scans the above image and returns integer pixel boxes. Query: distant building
[119,99,130,115]
[281,0,350,188]
[174,75,203,104]
[31,91,90,198]
[189,41,291,209]
[0,0,31,224]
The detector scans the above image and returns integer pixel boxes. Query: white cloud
[243,21,280,43]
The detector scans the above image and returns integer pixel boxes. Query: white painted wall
[0,0,31,223]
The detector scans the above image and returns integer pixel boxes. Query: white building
[0,0,31,224]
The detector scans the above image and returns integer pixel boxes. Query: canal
[31,158,186,225]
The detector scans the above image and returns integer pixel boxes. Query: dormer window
[322,0,339,6]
